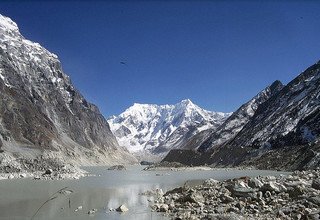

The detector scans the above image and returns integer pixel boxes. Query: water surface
[0,166,290,220]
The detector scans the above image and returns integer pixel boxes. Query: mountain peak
[108,100,230,154]
[131,102,144,108]
[0,14,19,32]
[176,99,197,111]
[270,80,283,87]
[128,102,158,112]
[180,99,193,105]
[269,80,284,93]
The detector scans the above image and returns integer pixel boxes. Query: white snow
[0,13,72,110]
[0,69,12,88]
[0,71,4,81]
[108,100,231,153]
[0,14,19,32]
[51,77,57,83]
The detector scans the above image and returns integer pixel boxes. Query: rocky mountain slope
[181,80,284,152]
[108,99,231,156]
[0,14,137,169]
[164,61,320,170]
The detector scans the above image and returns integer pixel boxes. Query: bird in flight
[120,61,127,66]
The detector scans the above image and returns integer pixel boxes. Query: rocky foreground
[151,169,320,220]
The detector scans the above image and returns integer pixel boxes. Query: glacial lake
[0,166,290,220]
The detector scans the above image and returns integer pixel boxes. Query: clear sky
[0,1,320,116]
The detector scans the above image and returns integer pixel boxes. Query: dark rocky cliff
[0,14,137,166]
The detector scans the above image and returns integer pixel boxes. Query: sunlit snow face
[107,100,231,154]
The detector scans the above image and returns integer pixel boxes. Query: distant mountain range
[164,61,320,170]
[0,14,136,166]
[108,99,231,157]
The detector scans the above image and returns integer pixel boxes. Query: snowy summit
[107,99,231,156]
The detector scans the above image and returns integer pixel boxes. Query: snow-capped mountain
[227,61,320,148]
[181,80,284,152]
[108,99,231,155]
[0,14,136,166]
[164,61,320,170]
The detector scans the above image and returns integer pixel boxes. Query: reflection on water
[0,166,289,220]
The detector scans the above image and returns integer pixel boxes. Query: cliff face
[180,81,284,152]
[229,62,320,149]
[0,14,137,166]
[164,62,320,170]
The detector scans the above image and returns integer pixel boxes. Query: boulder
[156,188,164,196]
[248,177,263,189]
[261,182,280,193]
[307,196,320,206]
[307,213,320,220]
[177,192,205,204]
[141,188,164,197]
[232,186,256,198]
[256,191,263,199]
[116,204,129,212]
[165,187,185,195]
[88,208,97,215]
[221,194,235,203]
[203,178,219,186]
[8,174,14,179]
[235,201,245,209]
[74,206,82,212]
[44,169,53,175]
[108,165,126,170]
[159,204,169,212]
[311,179,320,190]
[19,173,27,178]
[265,191,272,198]
[287,186,304,198]
[140,161,154,166]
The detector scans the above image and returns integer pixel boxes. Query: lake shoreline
[144,161,261,172]
[0,161,278,181]
[0,160,290,181]
[0,154,89,180]
[0,169,88,180]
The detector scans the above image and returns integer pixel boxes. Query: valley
[0,7,319,220]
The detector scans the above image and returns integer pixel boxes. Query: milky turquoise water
[0,166,290,220]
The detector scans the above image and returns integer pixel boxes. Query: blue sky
[0,1,320,116]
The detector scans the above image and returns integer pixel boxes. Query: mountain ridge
[107,99,231,157]
[188,80,285,152]
[164,61,320,170]
[0,14,137,168]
